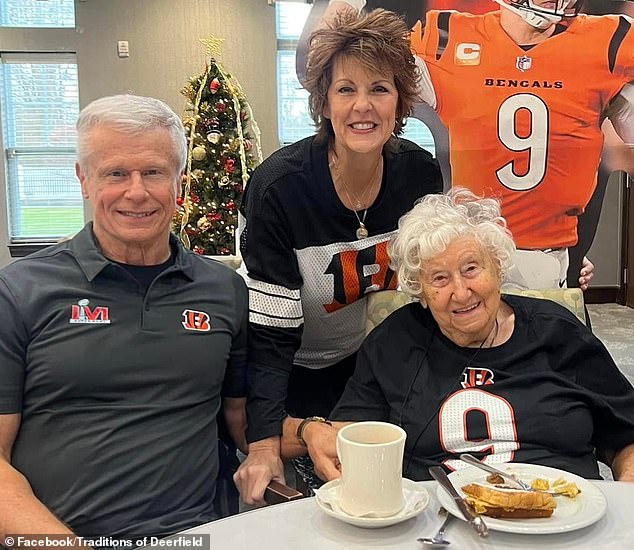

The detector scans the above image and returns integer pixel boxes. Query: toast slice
[462,483,557,519]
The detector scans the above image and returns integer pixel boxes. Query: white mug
[336,421,406,518]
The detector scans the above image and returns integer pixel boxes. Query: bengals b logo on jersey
[323,241,397,313]
[182,309,211,332]
[461,367,495,389]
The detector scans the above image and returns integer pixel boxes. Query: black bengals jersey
[238,135,441,441]
[332,294,634,480]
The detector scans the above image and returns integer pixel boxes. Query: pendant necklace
[343,189,370,239]
[329,150,382,240]
[465,317,499,369]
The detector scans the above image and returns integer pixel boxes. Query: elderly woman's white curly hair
[388,188,516,299]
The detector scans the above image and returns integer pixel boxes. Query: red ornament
[192,245,205,255]
[190,194,200,205]
[215,101,226,113]
[226,200,236,210]
[218,247,230,255]
[209,78,220,94]
[207,212,222,222]
[224,158,235,173]
[176,197,183,206]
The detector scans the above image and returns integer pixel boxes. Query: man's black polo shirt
[0,223,247,537]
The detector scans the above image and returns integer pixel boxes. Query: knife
[429,466,489,538]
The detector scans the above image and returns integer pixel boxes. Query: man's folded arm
[0,413,75,540]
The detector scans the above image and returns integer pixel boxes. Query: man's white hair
[76,94,187,173]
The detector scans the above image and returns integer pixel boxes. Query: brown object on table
[486,473,505,485]
[462,483,557,519]
[263,480,305,506]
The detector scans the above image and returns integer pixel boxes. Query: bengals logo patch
[461,367,495,389]
[181,309,211,332]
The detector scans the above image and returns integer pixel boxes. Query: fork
[417,507,452,546]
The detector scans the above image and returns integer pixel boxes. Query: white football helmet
[494,0,583,30]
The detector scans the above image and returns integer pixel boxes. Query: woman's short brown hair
[303,8,420,142]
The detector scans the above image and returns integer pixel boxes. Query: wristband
[296,416,332,447]
[329,0,366,12]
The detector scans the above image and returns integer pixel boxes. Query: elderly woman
[234,8,442,503]
[282,189,634,482]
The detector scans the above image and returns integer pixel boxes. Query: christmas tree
[174,37,262,255]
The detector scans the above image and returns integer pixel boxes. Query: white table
[184,481,634,549]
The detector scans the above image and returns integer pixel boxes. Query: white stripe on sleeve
[239,269,303,328]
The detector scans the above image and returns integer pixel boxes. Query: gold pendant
[356,223,368,240]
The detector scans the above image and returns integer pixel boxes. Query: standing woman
[234,8,442,503]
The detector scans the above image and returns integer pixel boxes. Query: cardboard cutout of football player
[299,1,634,290]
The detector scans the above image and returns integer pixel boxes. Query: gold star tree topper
[199,36,225,58]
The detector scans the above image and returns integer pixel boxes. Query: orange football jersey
[411,12,634,248]
[424,0,496,14]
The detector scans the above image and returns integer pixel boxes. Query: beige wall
[0,0,626,288]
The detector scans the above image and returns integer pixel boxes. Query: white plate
[436,463,607,534]
[315,477,429,528]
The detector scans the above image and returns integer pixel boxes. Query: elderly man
[0,94,247,540]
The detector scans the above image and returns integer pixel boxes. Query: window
[0,53,82,242]
[276,2,312,145]
[0,0,75,28]
[275,1,435,153]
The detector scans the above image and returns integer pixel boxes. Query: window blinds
[1,52,82,242]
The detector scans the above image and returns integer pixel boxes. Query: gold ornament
[192,145,207,161]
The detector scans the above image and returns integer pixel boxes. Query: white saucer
[314,478,429,528]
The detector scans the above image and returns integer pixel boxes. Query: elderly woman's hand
[579,256,595,291]
[304,421,341,482]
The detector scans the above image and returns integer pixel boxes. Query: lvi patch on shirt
[69,299,111,324]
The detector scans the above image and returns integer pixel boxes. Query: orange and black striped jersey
[411,11,634,248]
